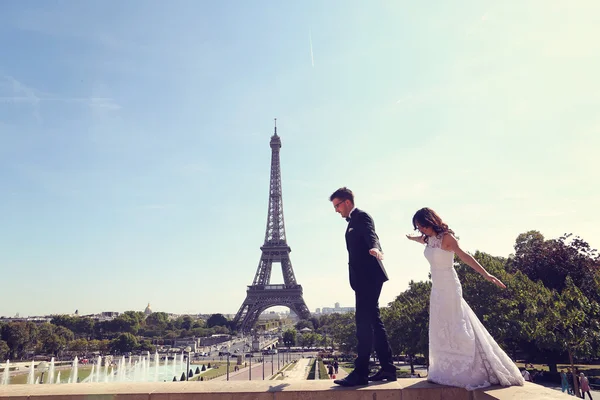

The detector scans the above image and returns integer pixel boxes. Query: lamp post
[226,345,230,381]
[262,354,265,380]
[184,346,191,381]
[249,329,256,381]
[271,353,274,375]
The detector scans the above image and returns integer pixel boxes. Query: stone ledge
[0,379,563,400]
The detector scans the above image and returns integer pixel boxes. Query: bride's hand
[406,234,425,244]
[485,274,506,289]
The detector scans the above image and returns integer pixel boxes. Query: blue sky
[1,1,598,317]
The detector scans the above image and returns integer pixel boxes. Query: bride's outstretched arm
[406,234,426,244]
[442,234,506,289]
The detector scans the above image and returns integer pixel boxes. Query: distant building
[199,334,231,346]
[144,303,153,315]
[315,302,355,315]
[0,316,52,323]
[173,338,198,352]
[259,311,282,321]
[80,311,119,321]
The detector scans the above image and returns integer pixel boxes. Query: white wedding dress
[425,234,524,390]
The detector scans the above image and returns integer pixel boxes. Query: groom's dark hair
[329,187,354,204]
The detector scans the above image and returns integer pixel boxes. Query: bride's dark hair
[412,207,455,243]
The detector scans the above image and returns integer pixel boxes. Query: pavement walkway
[280,358,311,381]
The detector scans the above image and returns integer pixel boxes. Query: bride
[407,207,524,390]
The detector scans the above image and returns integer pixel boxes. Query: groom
[329,187,396,386]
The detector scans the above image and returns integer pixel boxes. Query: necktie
[346,217,351,222]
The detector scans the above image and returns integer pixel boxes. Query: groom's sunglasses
[333,201,346,210]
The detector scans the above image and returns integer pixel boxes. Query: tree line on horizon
[0,311,233,359]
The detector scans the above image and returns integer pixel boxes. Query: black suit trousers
[353,281,394,376]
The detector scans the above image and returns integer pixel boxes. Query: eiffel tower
[233,120,310,333]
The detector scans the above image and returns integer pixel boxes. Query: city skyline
[1,1,599,317]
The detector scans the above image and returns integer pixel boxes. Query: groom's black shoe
[334,372,369,387]
[368,368,397,382]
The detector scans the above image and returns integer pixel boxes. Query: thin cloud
[1,75,41,121]
[0,75,121,114]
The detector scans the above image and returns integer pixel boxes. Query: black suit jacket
[345,208,389,291]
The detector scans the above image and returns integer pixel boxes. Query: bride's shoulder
[440,232,459,249]
[440,231,457,240]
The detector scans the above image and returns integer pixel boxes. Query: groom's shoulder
[354,208,373,220]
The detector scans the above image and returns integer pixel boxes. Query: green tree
[193,319,206,329]
[108,313,142,335]
[50,315,77,332]
[309,317,320,331]
[282,329,297,347]
[74,318,95,339]
[207,314,228,328]
[68,338,89,353]
[212,325,230,334]
[321,313,356,354]
[298,333,317,349]
[508,231,600,370]
[36,323,71,356]
[110,333,139,354]
[143,312,170,336]
[1,322,34,359]
[137,339,156,353]
[535,277,600,378]
[0,340,9,361]
[294,320,314,332]
[182,316,194,331]
[382,280,431,373]
[508,232,600,302]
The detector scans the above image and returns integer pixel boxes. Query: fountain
[26,361,35,385]
[47,357,55,385]
[1,360,9,385]
[0,351,212,385]
[69,356,79,384]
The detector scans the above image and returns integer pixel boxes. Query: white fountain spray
[172,354,176,379]
[132,358,139,382]
[154,351,159,382]
[164,355,169,381]
[1,360,9,385]
[48,357,55,385]
[180,352,184,375]
[96,356,102,382]
[26,361,35,385]
[104,359,109,383]
[120,356,126,382]
[56,371,61,384]
[70,356,79,384]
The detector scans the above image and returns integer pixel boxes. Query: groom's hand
[369,248,384,260]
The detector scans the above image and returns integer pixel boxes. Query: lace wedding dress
[425,234,524,390]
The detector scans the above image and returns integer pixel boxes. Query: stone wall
[0,379,566,400]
